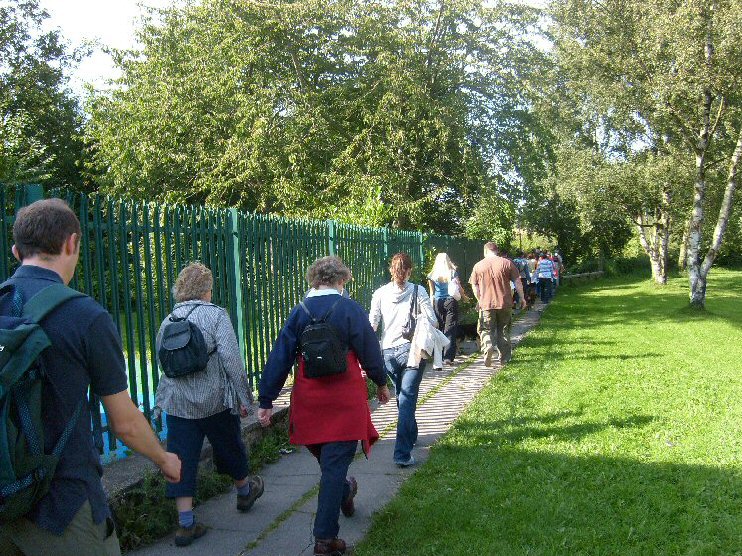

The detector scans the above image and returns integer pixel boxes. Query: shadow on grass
[450,413,656,446]
[362,412,740,555]
[545,271,742,332]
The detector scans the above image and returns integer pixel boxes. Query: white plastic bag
[448,276,462,301]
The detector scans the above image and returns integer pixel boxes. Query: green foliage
[0,0,87,188]
[85,0,548,235]
[356,270,742,555]
[113,467,232,551]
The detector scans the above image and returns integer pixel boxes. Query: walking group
[0,199,557,556]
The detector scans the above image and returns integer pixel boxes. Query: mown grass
[356,269,742,555]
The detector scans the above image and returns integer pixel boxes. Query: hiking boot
[237,475,265,512]
[484,347,495,367]
[174,522,207,547]
[314,537,347,555]
[341,477,358,517]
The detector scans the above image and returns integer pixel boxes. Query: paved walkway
[131,304,546,556]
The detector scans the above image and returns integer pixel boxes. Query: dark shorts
[165,409,249,498]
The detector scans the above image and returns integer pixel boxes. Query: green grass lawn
[356,269,742,555]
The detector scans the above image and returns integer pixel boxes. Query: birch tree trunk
[678,216,690,271]
[635,211,669,285]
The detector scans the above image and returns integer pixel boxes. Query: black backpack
[158,304,216,379]
[298,298,347,379]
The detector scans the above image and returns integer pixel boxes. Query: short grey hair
[306,256,352,288]
[173,262,213,302]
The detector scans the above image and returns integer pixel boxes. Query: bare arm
[102,390,181,482]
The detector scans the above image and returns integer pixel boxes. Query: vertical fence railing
[1,184,484,461]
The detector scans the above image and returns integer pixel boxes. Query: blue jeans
[383,343,425,462]
[307,441,358,539]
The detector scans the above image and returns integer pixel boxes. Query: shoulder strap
[319,297,343,323]
[408,284,419,319]
[299,301,316,323]
[21,284,85,323]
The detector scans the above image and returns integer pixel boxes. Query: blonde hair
[306,256,352,288]
[429,253,456,283]
[389,252,413,287]
[173,262,213,302]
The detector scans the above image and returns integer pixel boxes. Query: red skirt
[289,351,379,456]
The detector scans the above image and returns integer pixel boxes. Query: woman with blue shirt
[427,253,462,367]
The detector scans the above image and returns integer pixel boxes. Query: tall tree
[86,0,546,235]
[550,0,742,307]
[0,0,86,188]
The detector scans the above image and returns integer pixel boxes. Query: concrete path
[130,304,546,556]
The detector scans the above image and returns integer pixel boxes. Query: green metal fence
[1,183,484,460]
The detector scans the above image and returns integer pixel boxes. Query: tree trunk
[635,213,668,285]
[678,216,690,270]
[699,126,742,276]
[687,150,707,308]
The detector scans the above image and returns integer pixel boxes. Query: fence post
[15,183,45,210]
[229,208,247,361]
[328,220,337,256]
[418,231,425,269]
[382,227,389,262]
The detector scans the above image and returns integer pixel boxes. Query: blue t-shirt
[428,271,458,299]
[3,266,128,534]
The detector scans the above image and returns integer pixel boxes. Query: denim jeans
[306,441,358,539]
[383,343,425,463]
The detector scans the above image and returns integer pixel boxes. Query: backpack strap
[319,297,343,323]
[21,284,85,323]
[408,284,419,319]
[299,301,317,323]
[299,296,343,324]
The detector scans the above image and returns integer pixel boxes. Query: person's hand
[520,298,527,310]
[158,451,182,483]
[258,407,273,427]
[377,385,391,405]
[240,404,249,418]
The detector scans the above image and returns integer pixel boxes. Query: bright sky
[38,0,173,95]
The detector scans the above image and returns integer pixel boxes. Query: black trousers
[434,296,458,362]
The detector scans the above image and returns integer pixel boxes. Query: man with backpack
[0,199,181,555]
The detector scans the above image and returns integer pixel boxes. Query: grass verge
[114,424,290,552]
[356,269,742,555]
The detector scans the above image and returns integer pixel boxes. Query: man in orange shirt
[469,242,526,366]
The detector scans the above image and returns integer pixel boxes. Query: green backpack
[0,282,84,523]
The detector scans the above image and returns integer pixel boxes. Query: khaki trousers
[478,308,512,363]
[0,501,120,556]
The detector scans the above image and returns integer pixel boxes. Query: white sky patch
[38,0,173,96]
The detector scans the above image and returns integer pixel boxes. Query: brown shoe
[340,477,358,517]
[237,475,265,512]
[174,522,207,547]
[314,537,347,555]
